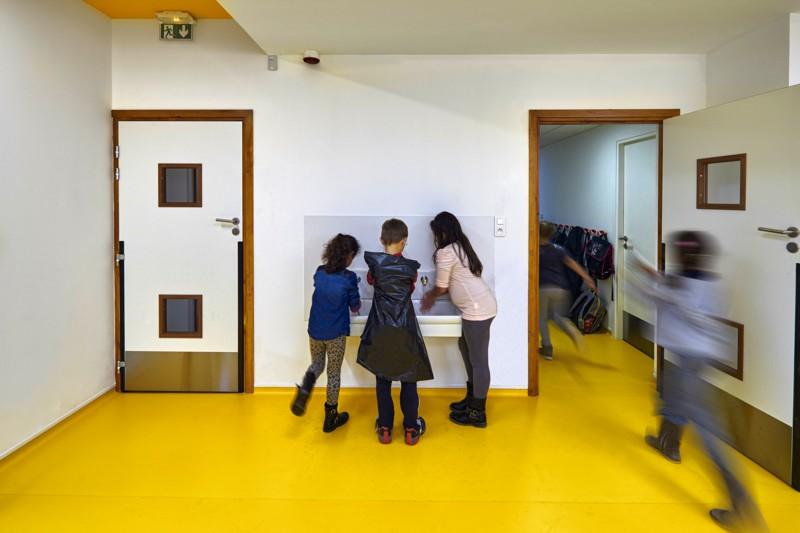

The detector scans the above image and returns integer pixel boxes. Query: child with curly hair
[291,233,361,433]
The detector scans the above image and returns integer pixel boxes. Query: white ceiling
[219,0,800,55]
[540,125,599,147]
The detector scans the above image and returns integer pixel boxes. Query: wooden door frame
[112,109,255,393]
[528,109,680,396]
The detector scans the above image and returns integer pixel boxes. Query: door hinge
[114,145,120,159]
[116,360,126,371]
[114,167,120,181]
[115,253,125,265]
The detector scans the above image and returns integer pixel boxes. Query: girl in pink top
[421,212,497,428]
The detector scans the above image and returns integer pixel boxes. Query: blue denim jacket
[308,266,361,341]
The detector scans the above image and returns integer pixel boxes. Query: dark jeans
[376,377,419,429]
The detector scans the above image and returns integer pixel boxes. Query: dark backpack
[569,289,607,334]
[585,235,615,280]
[552,226,568,246]
[563,227,588,299]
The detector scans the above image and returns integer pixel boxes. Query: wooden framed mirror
[697,154,746,210]
[709,318,744,380]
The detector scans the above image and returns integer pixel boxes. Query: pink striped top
[435,244,497,321]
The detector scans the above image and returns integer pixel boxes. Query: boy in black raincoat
[357,218,433,445]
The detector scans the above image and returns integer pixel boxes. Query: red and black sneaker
[404,417,426,446]
[375,419,392,444]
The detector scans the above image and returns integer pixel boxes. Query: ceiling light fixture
[155,11,196,25]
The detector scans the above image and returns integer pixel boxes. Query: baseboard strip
[0,384,115,461]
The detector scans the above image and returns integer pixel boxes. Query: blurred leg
[551,288,582,347]
[681,358,755,514]
[539,288,553,349]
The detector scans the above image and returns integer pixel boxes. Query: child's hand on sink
[420,291,435,312]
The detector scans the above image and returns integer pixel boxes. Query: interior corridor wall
[540,125,658,332]
[0,0,112,458]
[706,15,790,106]
[111,20,706,389]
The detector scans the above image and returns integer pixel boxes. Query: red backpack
[585,235,615,280]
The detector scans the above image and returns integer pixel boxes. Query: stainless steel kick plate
[124,351,239,392]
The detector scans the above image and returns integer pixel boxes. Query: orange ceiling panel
[84,0,230,19]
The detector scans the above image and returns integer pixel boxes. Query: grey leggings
[458,317,494,399]
[539,287,580,348]
[307,335,346,405]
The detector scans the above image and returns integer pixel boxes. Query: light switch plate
[494,216,506,237]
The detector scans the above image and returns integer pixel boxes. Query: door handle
[619,235,633,250]
[757,226,798,238]
[216,217,240,226]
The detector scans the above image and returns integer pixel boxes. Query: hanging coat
[564,226,587,300]
[357,251,434,382]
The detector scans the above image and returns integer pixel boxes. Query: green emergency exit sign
[160,23,193,41]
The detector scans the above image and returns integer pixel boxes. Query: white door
[662,85,800,443]
[118,121,243,391]
[616,133,658,351]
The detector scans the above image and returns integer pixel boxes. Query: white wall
[540,125,658,331]
[0,0,112,457]
[111,20,706,389]
[663,85,800,425]
[706,15,790,106]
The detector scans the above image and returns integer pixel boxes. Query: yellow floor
[1,333,799,532]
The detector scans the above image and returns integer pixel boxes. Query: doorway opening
[527,110,680,396]
[112,110,255,393]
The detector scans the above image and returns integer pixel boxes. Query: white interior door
[662,85,800,433]
[660,86,800,485]
[616,133,658,345]
[119,121,242,391]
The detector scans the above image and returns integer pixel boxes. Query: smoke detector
[303,50,321,65]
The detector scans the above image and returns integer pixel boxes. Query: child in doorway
[539,221,597,359]
[357,219,433,445]
[630,231,764,530]
[291,234,361,433]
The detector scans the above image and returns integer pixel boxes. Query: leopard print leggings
[307,335,346,406]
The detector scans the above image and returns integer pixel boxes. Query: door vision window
[159,294,203,338]
[159,164,202,207]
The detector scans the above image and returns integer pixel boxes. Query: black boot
[323,403,349,433]
[449,382,473,412]
[709,500,766,531]
[449,397,487,428]
[645,419,683,463]
[290,371,316,416]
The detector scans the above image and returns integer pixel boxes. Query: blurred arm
[565,256,598,293]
